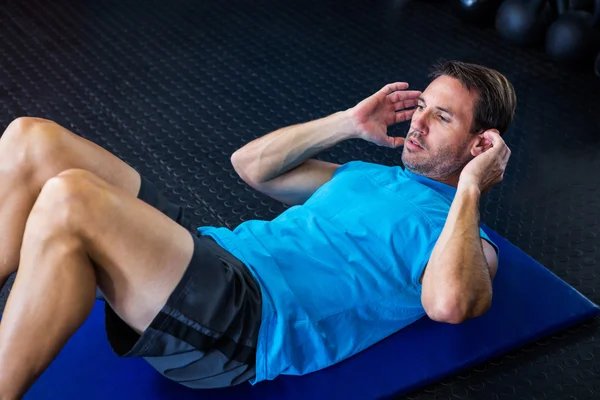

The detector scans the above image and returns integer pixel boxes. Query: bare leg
[0,117,142,288]
[0,169,194,399]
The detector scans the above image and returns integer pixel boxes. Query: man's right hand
[348,82,421,148]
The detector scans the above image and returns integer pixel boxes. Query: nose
[411,109,429,135]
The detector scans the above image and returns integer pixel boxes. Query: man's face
[402,75,480,180]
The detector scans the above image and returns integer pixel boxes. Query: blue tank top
[197,161,498,384]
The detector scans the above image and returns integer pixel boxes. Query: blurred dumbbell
[545,0,600,69]
[495,0,558,46]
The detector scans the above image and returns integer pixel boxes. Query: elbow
[230,150,243,172]
[426,293,492,324]
[230,150,253,183]
[427,304,469,325]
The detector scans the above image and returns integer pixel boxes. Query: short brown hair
[429,60,517,135]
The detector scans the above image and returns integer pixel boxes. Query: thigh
[59,169,262,387]
[61,169,195,334]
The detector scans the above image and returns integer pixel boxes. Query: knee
[2,117,57,143]
[32,169,102,230]
[0,117,62,170]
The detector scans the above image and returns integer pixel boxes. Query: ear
[471,129,499,157]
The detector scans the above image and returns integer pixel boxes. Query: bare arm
[421,130,510,324]
[230,112,354,205]
[421,185,495,324]
[231,82,421,205]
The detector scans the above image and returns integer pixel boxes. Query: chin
[400,151,416,166]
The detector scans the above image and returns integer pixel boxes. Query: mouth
[407,138,424,150]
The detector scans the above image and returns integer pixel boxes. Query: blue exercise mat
[24,227,600,400]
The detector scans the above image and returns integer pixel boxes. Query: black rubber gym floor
[1,0,599,398]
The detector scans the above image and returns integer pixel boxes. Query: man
[0,60,515,397]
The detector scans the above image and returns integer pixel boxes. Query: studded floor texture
[1,0,600,399]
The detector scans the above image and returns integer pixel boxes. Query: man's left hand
[458,130,511,194]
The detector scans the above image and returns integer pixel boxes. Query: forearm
[424,183,492,320]
[231,111,356,183]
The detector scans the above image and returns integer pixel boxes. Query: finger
[483,129,503,146]
[388,90,422,102]
[393,98,418,111]
[495,138,511,161]
[502,148,511,164]
[389,136,405,148]
[482,130,508,154]
[380,136,405,148]
[380,82,409,94]
[395,108,416,123]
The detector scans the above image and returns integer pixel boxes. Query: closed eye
[417,103,451,123]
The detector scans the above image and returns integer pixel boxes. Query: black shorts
[103,176,263,389]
